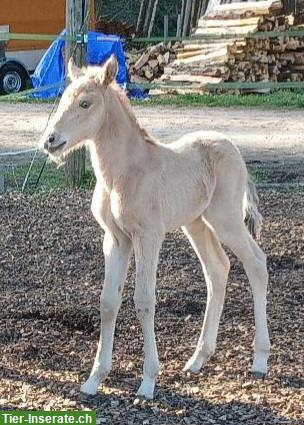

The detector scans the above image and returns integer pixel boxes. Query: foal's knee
[134,293,155,321]
[100,292,120,320]
[252,247,268,285]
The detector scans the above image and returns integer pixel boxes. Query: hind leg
[182,218,230,373]
[205,208,271,377]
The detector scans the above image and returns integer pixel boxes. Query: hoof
[133,394,153,406]
[136,378,155,401]
[251,371,266,380]
[80,378,99,396]
[183,357,202,375]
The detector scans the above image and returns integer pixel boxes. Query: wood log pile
[126,43,176,84]
[154,0,304,93]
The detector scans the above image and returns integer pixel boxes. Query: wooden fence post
[176,13,182,37]
[164,15,169,40]
[0,166,4,194]
[65,0,90,188]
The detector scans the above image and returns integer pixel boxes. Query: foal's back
[154,131,246,231]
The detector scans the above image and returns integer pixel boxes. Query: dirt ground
[0,103,304,182]
[0,189,303,424]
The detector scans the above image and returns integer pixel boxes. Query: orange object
[1,0,66,52]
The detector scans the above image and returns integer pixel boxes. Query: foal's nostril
[47,134,55,144]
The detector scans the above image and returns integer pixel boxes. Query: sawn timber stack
[158,0,304,93]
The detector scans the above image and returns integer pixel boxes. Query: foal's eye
[80,100,90,109]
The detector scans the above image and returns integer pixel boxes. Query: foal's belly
[161,185,213,232]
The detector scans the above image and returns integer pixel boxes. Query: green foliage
[248,167,268,184]
[2,90,304,108]
[95,0,140,26]
[6,160,96,193]
[2,89,304,108]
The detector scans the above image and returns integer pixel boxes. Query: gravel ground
[0,189,303,424]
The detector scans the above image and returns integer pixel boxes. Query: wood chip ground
[0,189,303,424]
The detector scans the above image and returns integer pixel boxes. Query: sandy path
[0,103,303,163]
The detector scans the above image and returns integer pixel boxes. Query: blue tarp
[31,31,129,98]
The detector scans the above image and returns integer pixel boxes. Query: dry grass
[0,189,303,424]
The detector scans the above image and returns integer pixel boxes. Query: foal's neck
[89,87,150,190]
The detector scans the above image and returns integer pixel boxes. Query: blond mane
[109,81,158,145]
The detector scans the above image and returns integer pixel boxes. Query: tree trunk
[148,0,159,38]
[182,0,192,36]
[143,0,154,36]
[65,0,90,187]
[191,0,201,30]
[199,0,209,17]
[282,0,296,15]
[136,0,149,35]
[180,0,186,33]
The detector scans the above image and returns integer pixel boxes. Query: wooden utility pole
[65,0,90,187]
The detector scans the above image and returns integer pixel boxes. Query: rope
[0,148,37,157]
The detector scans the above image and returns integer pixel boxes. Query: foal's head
[39,55,118,162]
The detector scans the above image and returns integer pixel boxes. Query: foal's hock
[39,55,270,400]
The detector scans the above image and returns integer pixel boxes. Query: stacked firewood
[126,43,176,84]
[227,29,304,84]
[156,0,304,92]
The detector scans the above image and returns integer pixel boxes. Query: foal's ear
[102,55,118,86]
[68,58,84,81]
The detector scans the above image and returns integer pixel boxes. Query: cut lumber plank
[183,37,243,46]
[197,17,260,28]
[194,24,259,36]
[181,41,233,51]
[174,48,228,65]
[177,49,206,59]
[161,75,223,84]
[209,0,282,14]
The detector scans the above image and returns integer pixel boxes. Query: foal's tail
[243,176,263,240]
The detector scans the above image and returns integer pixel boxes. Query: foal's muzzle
[43,132,67,153]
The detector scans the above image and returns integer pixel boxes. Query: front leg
[133,234,163,400]
[81,230,132,395]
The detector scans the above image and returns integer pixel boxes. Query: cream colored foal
[39,56,270,400]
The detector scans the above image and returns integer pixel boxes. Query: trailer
[0,0,66,94]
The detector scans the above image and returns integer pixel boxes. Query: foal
[39,56,270,400]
